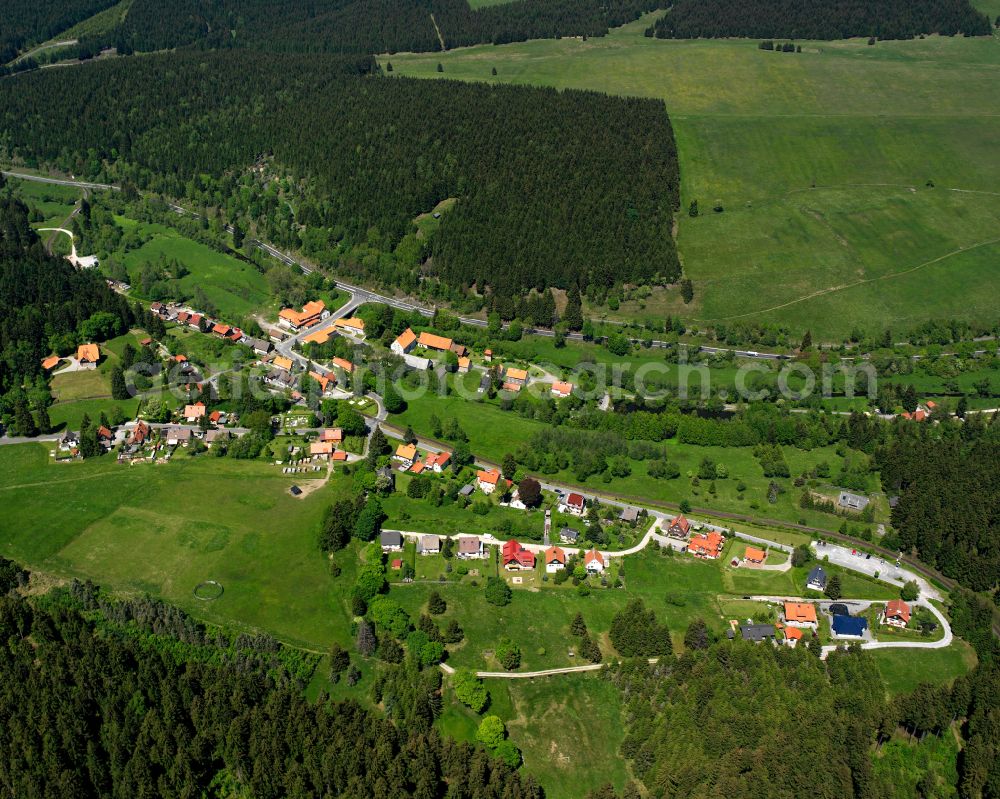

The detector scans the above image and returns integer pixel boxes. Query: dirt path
[429,13,446,51]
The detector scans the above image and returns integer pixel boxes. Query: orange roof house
[410,461,426,474]
[272,355,294,371]
[302,328,332,345]
[544,546,566,572]
[502,381,522,393]
[417,332,453,351]
[332,450,348,462]
[584,549,606,572]
[783,602,818,625]
[280,300,327,329]
[504,367,528,383]
[667,514,691,538]
[688,531,723,559]
[744,547,767,564]
[332,357,354,373]
[392,328,418,354]
[333,317,366,334]
[884,599,911,626]
[457,356,471,373]
[212,323,231,337]
[41,355,60,371]
[311,441,334,457]
[784,627,804,645]
[477,468,500,486]
[320,428,343,443]
[308,371,332,393]
[551,381,573,398]
[184,402,206,421]
[77,343,100,364]
[395,443,418,463]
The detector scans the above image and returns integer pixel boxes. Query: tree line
[647,0,992,40]
[0,0,119,63]
[0,566,544,798]
[115,0,658,55]
[0,51,680,300]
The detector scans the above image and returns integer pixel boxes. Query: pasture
[385,19,1000,338]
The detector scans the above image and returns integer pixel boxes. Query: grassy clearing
[50,0,132,42]
[13,180,81,228]
[112,220,274,320]
[869,641,978,695]
[386,23,1000,338]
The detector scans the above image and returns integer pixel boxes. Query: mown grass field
[113,219,275,320]
[13,179,81,229]
[385,18,1000,338]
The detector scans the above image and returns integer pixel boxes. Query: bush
[495,638,521,670]
[485,577,512,607]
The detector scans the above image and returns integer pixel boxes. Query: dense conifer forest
[0,572,543,798]
[117,0,658,55]
[0,195,133,395]
[0,53,680,297]
[0,0,119,63]
[648,0,992,40]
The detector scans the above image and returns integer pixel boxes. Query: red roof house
[502,539,535,571]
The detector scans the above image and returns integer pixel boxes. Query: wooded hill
[117,0,658,54]
[0,0,119,63]
[648,0,992,40]
[0,53,681,297]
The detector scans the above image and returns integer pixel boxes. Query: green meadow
[385,19,1000,338]
[12,179,81,229]
[114,219,275,320]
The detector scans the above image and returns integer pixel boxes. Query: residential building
[502,539,535,571]
[58,430,80,452]
[425,451,451,472]
[504,367,528,386]
[332,450,348,462]
[738,624,776,643]
[882,599,911,628]
[477,468,502,494]
[212,323,231,338]
[450,342,468,358]
[380,530,403,552]
[320,428,343,443]
[584,549,606,574]
[128,421,150,447]
[279,300,328,330]
[165,427,192,446]
[417,332,453,352]
[565,492,586,515]
[501,381,522,393]
[483,349,493,362]
[619,507,640,524]
[688,531,723,559]
[806,566,828,592]
[333,317,365,336]
[666,514,691,538]
[308,371,333,394]
[544,546,566,573]
[783,627,804,647]
[783,602,818,627]
[331,357,354,373]
[265,368,294,389]
[247,337,273,356]
[457,356,471,373]
[551,381,573,398]
[831,615,868,638]
[391,328,418,356]
[559,527,579,545]
[744,546,766,564]
[77,343,100,369]
[418,535,441,555]
[838,491,870,511]
[457,536,484,559]
[394,443,418,468]
[183,402,206,422]
[204,429,229,446]
[403,354,432,371]
[302,328,331,346]
[310,441,334,459]
[272,355,294,372]
[410,461,426,475]
[41,355,60,371]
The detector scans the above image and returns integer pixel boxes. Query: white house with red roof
[477,468,502,495]
[502,539,535,571]
[584,549,606,574]
[666,514,691,538]
[565,492,586,516]
[544,546,566,573]
[882,599,911,628]
[425,451,451,473]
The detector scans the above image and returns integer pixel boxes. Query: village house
[806,566,828,592]
[376,465,396,491]
[380,530,403,553]
[76,343,100,369]
[331,450,348,463]
[58,430,80,452]
[783,627,804,648]
[183,402,206,423]
[333,317,366,337]
[882,599,911,628]
[838,491,870,512]
[584,549,606,574]
[417,332,453,352]
[308,371,333,394]
[310,441,334,460]
[208,410,226,426]
[457,356,471,373]
[458,484,475,498]
[483,349,493,363]
[302,328,331,346]
[425,451,451,472]
[477,468,502,495]
[832,615,868,639]
[246,337,272,356]
[391,328,418,356]
[409,462,425,475]
[688,531,724,559]
[127,421,151,448]
[450,342,468,358]
[272,355,294,372]
[502,539,535,571]
[188,313,205,331]
[96,426,114,449]
[418,535,441,555]
[544,546,566,573]
[619,506,640,524]
[666,514,691,538]
[165,427,192,446]
[551,381,573,398]
[565,492,586,516]
[41,355,60,371]
[204,429,229,447]
[331,357,354,373]
[736,623,776,643]
[212,322,231,338]
[320,428,343,444]
[279,300,328,331]
[177,311,191,325]
[457,535,484,559]
[783,602,818,627]
[265,368,295,390]
[502,366,527,392]
[744,546,766,565]
[559,527,579,545]
[394,443,418,468]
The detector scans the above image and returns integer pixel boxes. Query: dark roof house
[739,624,776,642]
[832,615,868,637]
[806,566,828,591]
